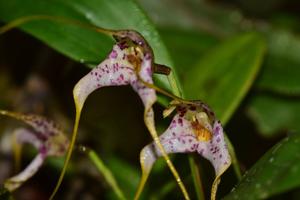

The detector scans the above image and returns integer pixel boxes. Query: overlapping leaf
[183,33,266,124]
[247,94,300,137]
[0,0,178,94]
[224,133,300,200]
[256,30,300,95]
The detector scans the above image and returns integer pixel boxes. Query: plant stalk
[87,148,127,200]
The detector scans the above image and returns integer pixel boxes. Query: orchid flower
[0,110,69,191]
[140,100,232,200]
[0,16,188,199]
[52,30,190,200]
[0,16,231,200]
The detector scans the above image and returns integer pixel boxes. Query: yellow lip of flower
[191,117,212,142]
[184,108,213,142]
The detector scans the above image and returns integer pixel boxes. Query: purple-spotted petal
[140,101,231,199]
[0,110,69,191]
[5,153,45,191]
[73,37,156,112]
[0,111,64,140]
[70,32,189,199]
[14,128,42,150]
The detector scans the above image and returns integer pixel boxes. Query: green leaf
[247,94,300,137]
[0,0,178,94]
[224,134,300,200]
[138,0,241,37]
[256,30,300,95]
[141,0,300,97]
[183,33,266,124]
[159,28,219,77]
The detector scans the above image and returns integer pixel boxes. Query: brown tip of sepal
[153,63,171,75]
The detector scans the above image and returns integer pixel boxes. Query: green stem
[87,149,127,200]
[0,15,114,36]
[225,134,242,181]
[189,156,205,200]
[149,175,194,200]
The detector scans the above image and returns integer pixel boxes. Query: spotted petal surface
[0,110,69,191]
[70,31,189,200]
[140,101,231,199]
[73,32,156,112]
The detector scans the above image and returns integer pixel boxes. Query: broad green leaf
[183,33,266,124]
[140,0,300,97]
[224,134,300,200]
[256,30,300,95]
[0,0,178,94]
[138,0,241,37]
[0,0,113,63]
[159,28,219,76]
[247,94,300,137]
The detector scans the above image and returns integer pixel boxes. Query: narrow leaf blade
[183,33,266,124]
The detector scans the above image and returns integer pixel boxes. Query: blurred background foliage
[0,0,300,199]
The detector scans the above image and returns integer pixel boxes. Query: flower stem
[86,148,127,200]
[225,134,242,180]
[189,156,206,200]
